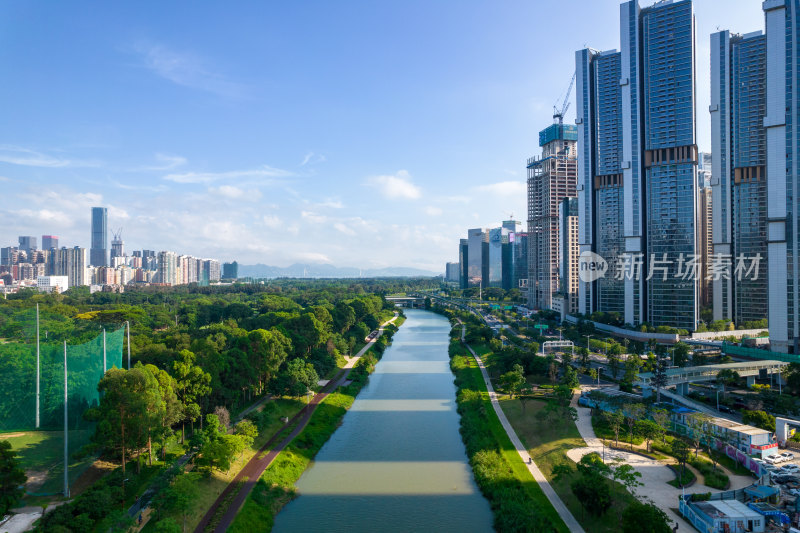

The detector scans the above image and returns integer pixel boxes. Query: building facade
[764,0,799,352]
[459,239,469,289]
[90,207,108,267]
[711,29,767,325]
[41,235,58,251]
[558,197,580,315]
[576,0,698,330]
[527,123,578,310]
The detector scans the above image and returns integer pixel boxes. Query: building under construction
[527,123,578,310]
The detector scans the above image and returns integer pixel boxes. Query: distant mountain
[237,263,440,279]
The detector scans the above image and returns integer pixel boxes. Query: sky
[0,0,764,272]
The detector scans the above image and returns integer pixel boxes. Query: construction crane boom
[553,71,576,125]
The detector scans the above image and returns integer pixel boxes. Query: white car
[783,452,796,461]
[782,464,800,473]
[766,454,783,464]
[787,488,800,497]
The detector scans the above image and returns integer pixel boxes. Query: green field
[0,429,96,496]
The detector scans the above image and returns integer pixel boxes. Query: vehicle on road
[781,464,800,473]
[783,452,796,461]
[766,454,784,465]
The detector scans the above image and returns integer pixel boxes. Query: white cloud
[0,145,101,168]
[133,42,247,98]
[301,211,328,224]
[316,198,344,209]
[209,185,263,200]
[164,165,293,184]
[262,215,282,228]
[474,180,525,197]
[300,152,327,166]
[333,222,356,236]
[425,206,443,216]
[367,170,421,200]
[140,153,187,171]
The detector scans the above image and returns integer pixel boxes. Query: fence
[0,306,125,496]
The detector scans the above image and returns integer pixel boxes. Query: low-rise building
[36,275,68,293]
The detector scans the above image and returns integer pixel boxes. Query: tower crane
[552,71,576,125]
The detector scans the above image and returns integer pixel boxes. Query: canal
[271,308,493,532]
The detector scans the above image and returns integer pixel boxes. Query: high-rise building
[157,251,177,285]
[110,228,125,266]
[466,228,487,288]
[458,239,469,289]
[445,262,459,283]
[90,207,108,267]
[576,0,698,330]
[223,261,239,279]
[488,227,507,288]
[18,236,36,253]
[765,0,800,352]
[576,48,625,317]
[711,30,767,325]
[41,235,58,251]
[558,197,580,315]
[699,185,714,309]
[511,232,529,293]
[527,123,578,310]
[53,247,89,288]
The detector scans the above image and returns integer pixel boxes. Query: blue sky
[0,1,762,271]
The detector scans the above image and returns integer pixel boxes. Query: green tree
[611,459,642,525]
[88,366,163,474]
[0,440,27,516]
[499,364,525,398]
[686,413,710,457]
[604,410,625,447]
[235,419,258,448]
[672,342,690,367]
[269,358,320,397]
[624,403,645,450]
[561,365,580,389]
[670,438,690,483]
[621,501,672,533]
[246,328,292,394]
[197,414,246,474]
[153,472,200,533]
[608,353,620,379]
[173,350,212,442]
[742,409,776,432]
[634,419,664,452]
[716,369,740,393]
[144,364,182,462]
[572,454,612,518]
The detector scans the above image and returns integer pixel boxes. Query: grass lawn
[500,398,639,532]
[144,396,306,533]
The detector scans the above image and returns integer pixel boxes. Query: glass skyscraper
[764,0,800,352]
[711,29,767,325]
[90,206,108,267]
[577,0,698,330]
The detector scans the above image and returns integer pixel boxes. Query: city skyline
[0,1,763,271]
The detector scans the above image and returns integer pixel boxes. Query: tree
[213,406,231,430]
[622,356,641,390]
[144,364,182,461]
[572,454,612,518]
[246,328,291,394]
[608,353,620,379]
[624,403,645,450]
[88,366,163,475]
[611,459,642,525]
[650,408,670,443]
[651,356,668,403]
[235,419,258,448]
[604,410,625,447]
[670,438,690,483]
[197,414,246,474]
[269,358,319,398]
[672,342,690,367]
[716,369,740,393]
[517,382,535,412]
[0,440,26,516]
[686,413,710,457]
[635,419,664,452]
[499,364,525,398]
[620,501,672,533]
[153,471,200,533]
[173,350,212,442]
[561,365,580,389]
[742,409,776,432]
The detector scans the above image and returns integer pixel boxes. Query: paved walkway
[458,322,585,533]
[196,312,398,533]
[567,385,755,523]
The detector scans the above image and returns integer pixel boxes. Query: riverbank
[449,336,570,532]
[226,316,402,532]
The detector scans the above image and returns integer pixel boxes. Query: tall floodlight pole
[103,328,107,373]
[63,341,69,498]
[126,321,131,370]
[36,303,40,429]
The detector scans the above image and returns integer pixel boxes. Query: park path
[567,385,755,523]
[194,313,398,533]
[458,321,585,533]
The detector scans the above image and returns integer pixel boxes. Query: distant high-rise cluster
[0,207,232,294]
[452,221,527,294]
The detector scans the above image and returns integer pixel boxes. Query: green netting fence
[0,308,124,496]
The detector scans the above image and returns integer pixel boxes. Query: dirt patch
[24,470,48,492]
[70,459,117,496]
[0,432,27,439]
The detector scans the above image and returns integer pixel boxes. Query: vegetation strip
[449,335,570,532]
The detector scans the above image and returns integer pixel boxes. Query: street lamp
[716,388,720,411]
[584,334,593,354]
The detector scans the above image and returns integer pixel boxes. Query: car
[787,488,800,497]
[782,464,800,473]
[783,452,796,461]
[766,455,783,465]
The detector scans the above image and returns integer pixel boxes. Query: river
[271,308,493,532]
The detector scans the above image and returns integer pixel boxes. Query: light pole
[716,388,720,411]
[584,335,593,354]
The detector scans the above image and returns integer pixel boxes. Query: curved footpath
[458,322,585,533]
[567,385,755,523]
[194,313,398,533]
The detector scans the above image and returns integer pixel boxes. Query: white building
[36,275,68,293]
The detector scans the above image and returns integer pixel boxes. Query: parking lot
[757,451,800,503]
